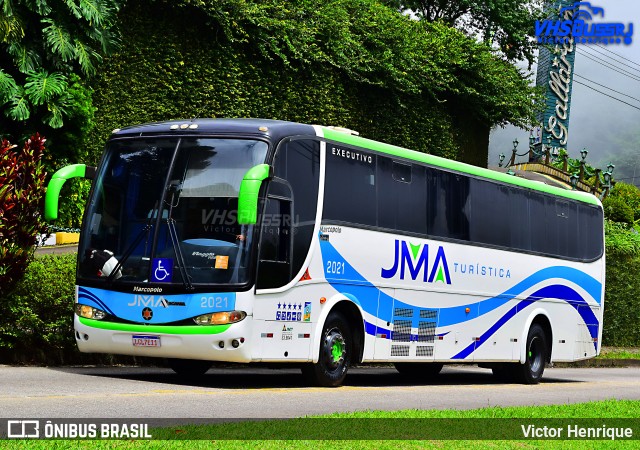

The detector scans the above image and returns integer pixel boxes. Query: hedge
[0,253,77,364]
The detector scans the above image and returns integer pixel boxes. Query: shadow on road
[50,364,581,390]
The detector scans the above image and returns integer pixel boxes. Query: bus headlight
[75,304,107,320]
[193,311,246,325]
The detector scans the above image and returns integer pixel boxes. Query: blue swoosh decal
[319,239,601,357]
[452,285,599,359]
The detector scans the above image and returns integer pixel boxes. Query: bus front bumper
[74,315,253,362]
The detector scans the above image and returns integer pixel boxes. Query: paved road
[35,244,77,255]
[1,365,639,419]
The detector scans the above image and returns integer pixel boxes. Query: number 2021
[201,297,228,308]
[326,261,345,274]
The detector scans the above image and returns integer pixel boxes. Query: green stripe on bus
[321,127,600,206]
[78,317,231,335]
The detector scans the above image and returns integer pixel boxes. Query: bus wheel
[394,363,443,380]
[514,323,548,384]
[168,358,212,377]
[302,311,352,387]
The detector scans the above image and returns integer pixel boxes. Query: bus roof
[109,118,316,144]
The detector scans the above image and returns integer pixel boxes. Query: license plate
[132,335,161,347]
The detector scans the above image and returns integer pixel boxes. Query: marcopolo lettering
[381,240,451,284]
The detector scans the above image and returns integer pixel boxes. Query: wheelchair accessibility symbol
[151,258,173,282]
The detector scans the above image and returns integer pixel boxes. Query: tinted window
[324,145,376,226]
[377,157,427,234]
[577,204,604,259]
[426,169,470,241]
[469,179,509,247]
[510,188,531,251]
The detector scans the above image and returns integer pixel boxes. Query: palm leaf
[2,0,13,16]
[79,0,108,26]
[7,43,40,73]
[6,87,30,121]
[24,70,67,106]
[64,0,82,20]
[0,14,25,44]
[0,70,19,103]
[33,0,52,15]
[44,100,68,128]
[89,26,120,54]
[74,39,101,75]
[42,19,75,61]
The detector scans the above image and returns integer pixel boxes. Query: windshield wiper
[165,180,193,290]
[106,204,157,284]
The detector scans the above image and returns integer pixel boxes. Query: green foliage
[0,0,122,140]
[0,134,48,298]
[603,219,640,346]
[382,0,544,68]
[604,253,640,346]
[0,253,77,363]
[608,182,640,221]
[602,196,634,225]
[605,220,640,256]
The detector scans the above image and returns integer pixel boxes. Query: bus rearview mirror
[44,164,96,221]
[237,164,273,225]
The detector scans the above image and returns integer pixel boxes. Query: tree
[0,0,122,141]
[382,0,544,67]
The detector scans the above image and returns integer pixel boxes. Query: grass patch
[598,347,640,360]
[3,399,639,448]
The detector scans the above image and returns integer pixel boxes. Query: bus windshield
[78,137,269,288]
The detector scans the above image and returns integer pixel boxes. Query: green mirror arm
[237,164,272,225]
[44,164,96,221]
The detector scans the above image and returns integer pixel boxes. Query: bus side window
[257,181,293,289]
[378,157,426,234]
[323,145,376,227]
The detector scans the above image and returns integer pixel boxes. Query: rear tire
[514,323,547,384]
[302,311,352,387]
[168,358,212,377]
[394,363,443,380]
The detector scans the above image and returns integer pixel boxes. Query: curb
[552,359,640,368]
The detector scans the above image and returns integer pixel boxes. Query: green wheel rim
[324,328,346,370]
[331,338,344,363]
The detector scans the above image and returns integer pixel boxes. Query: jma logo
[381,240,451,284]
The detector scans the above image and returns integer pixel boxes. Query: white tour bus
[45,119,605,386]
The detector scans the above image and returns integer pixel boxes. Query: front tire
[302,311,352,387]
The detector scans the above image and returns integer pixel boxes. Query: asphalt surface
[34,244,78,255]
[0,365,639,419]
